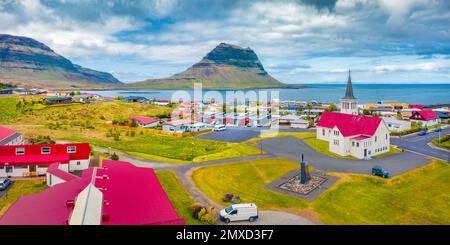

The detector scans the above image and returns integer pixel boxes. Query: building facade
[0,143,90,177]
[409,110,439,127]
[317,112,390,159]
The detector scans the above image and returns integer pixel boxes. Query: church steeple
[343,69,356,100]
[340,69,358,115]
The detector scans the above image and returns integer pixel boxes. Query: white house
[162,119,207,133]
[0,126,24,145]
[409,110,439,127]
[129,116,160,128]
[316,112,390,159]
[382,117,411,132]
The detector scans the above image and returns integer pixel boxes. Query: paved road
[224,211,316,225]
[258,136,431,176]
[391,127,450,162]
[197,127,314,143]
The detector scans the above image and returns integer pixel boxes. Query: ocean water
[84,84,450,105]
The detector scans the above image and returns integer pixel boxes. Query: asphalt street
[258,136,431,176]
[391,127,449,162]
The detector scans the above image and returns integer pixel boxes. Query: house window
[67,146,77,153]
[357,143,359,147]
[41,147,51,154]
[352,142,355,147]
[375,136,377,142]
[16,148,25,155]
[333,139,339,145]
[322,129,325,136]
[386,134,388,140]
[77,161,81,165]
[15,165,28,169]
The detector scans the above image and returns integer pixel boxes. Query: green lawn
[0,179,48,217]
[156,170,203,225]
[68,134,260,163]
[303,138,357,160]
[192,158,450,224]
[313,160,450,224]
[372,146,402,158]
[192,158,308,210]
[0,97,21,123]
[432,135,450,150]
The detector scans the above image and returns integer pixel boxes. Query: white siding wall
[328,127,349,156]
[316,126,331,141]
[46,173,66,187]
[68,159,90,171]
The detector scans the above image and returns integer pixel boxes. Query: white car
[219,203,258,223]
[214,124,226,131]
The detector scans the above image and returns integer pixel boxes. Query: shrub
[222,193,234,202]
[110,152,119,160]
[188,203,204,218]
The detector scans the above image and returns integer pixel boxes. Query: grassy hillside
[1,96,260,162]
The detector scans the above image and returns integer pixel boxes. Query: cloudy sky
[1,0,450,84]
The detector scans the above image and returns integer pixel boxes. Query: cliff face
[0,34,121,88]
[126,43,286,89]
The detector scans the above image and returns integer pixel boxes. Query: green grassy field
[432,135,449,150]
[0,179,48,217]
[303,138,357,159]
[1,96,260,163]
[192,158,308,210]
[314,160,450,224]
[192,158,450,224]
[156,170,204,225]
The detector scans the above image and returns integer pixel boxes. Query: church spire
[343,69,356,99]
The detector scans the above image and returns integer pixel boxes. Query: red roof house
[129,116,160,127]
[0,160,185,225]
[409,104,424,109]
[317,112,382,137]
[0,126,23,145]
[0,143,91,167]
[409,110,439,121]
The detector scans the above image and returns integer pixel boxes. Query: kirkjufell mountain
[125,43,289,89]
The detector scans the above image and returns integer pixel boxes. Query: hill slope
[124,43,291,89]
[0,34,121,88]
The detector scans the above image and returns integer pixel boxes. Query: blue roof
[46,97,70,101]
[435,111,450,118]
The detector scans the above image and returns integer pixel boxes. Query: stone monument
[300,153,311,184]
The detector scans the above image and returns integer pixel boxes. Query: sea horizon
[83,83,450,106]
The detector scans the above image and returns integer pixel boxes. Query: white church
[316,71,390,159]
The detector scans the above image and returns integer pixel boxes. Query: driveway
[258,136,431,176]
[197,127,314,143]
[391,127,450,162]
[224,211,316,225]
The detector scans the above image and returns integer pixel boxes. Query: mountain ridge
[0,34,121,88]
[122,43,293,89]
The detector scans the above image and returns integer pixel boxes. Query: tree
[325,103,337,112]
[110,152,119,160]
[363,109,371,115]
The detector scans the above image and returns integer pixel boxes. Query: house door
[29,165,36,172]
[364,149,367,157]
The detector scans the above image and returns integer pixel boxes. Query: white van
[214,124,226,132]
[219,203,258,223]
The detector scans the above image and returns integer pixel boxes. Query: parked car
[371,166,390,178]
[434,127,442,132]
[0,178,12,191]
[418,128,428,136]
[219,203,258,224]
[214,124,226,132]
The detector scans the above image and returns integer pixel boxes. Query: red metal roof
[410,110,439,121]
[0,160,185,225]
[0,126,16,142]
[352,135,371,141]
[47,163,80,181]
[409,104,424,109]
[130,116,158,125]
[0,143,90,166]
[317,112,382,137]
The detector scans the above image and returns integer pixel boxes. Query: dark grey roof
[0,133,22,145]
[342,70,356,100]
